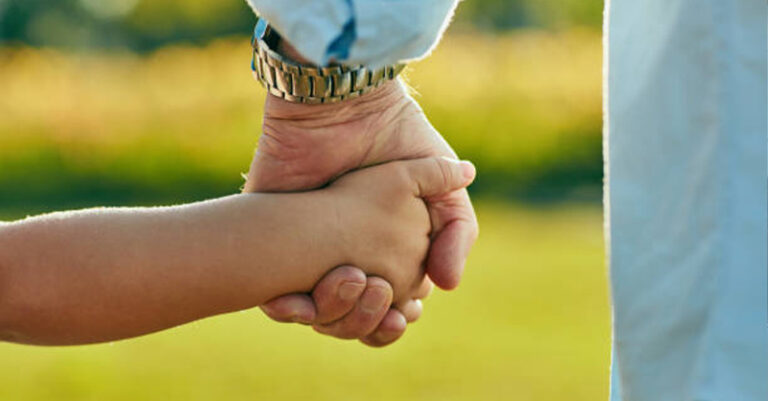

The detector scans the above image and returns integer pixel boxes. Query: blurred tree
[454,0,603,30]
[1,0,602,50]
[0,0,253,50]
[122,0,253,49]
[454,0,532,30]
[526,0,603,29]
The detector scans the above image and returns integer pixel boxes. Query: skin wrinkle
[310,266,366,325]
[312,276,394,339]
[255,131,319,187]
[388,102,454,162]
[259,83,423,185]
[262,88,406,144]
[264,80,403,121]
[255,91,413,192]
[250,74,477,344]
[363,96,421,163]
[252,128,349,190]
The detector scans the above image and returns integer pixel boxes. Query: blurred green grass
[0,30,602,210]
[0,203,609,401]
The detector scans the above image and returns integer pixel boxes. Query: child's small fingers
[360,310,408,347]
[260,293,316,324]
[312,265,367,325]
[312,277,392,339]
[414,276,435,299]
[397,299,423,323]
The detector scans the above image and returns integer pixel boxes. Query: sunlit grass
[0,31,602,208]
[0,202,610,401]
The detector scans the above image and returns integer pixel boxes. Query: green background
[0,1,609,400]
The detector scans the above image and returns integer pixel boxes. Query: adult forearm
[0,194,337,345]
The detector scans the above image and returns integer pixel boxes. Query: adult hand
[244,79,478,346]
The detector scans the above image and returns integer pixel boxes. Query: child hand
[0,156,472,346]
[323,157,476,307]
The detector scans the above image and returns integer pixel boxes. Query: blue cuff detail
[250,20,268,72]
[252,16,354,67]
[325,16,356,63]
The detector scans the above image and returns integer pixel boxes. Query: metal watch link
[251,18,405,104]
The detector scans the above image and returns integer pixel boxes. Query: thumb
[405,157,476,198]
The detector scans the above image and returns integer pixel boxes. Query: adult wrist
[263,78,406,120]
[252,18,405,105]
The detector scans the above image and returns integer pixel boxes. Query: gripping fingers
[260,293,316,324]
[424,188,479,290]
[415,276,434,300]
[360,309,408,347]
[312,276,393,339]
[397,299,424,323]
[312,266,367,325]
[426,216,478,290]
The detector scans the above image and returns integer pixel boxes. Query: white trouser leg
[605,0,767,399]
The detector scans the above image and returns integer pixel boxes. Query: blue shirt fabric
[244,0,458,67]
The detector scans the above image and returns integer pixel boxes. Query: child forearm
[0,193,339,345]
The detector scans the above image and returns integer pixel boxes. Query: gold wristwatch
[251,18,405,104]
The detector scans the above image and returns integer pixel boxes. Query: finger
[404,157,476,198]
[312,277,392,339]
[312,266,367,325]
[397,299,423,323]
[260,293,316,324]
[391,277,431,317]
[360,309,408,347]
[414,276,434,299]
[426,216,478,290]
[422,188,479,290]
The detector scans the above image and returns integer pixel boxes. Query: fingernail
[371,331,391,344]
[290,310,313,325]
[338,281,365,302]
[360,287,389,314]
[460,161,476,181]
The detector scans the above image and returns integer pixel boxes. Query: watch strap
[251,19,405,104]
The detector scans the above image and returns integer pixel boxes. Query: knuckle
[393,162,413,190]
[432,157,452,191]
[313,324,346,338]
[315,322,358,340]
[360,333,395,348]
[329,265,366,284]
[339,319,376,339]
[366,276,393,292]
[470,221,480,242]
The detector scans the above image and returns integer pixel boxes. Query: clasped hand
[244,80,479,347]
